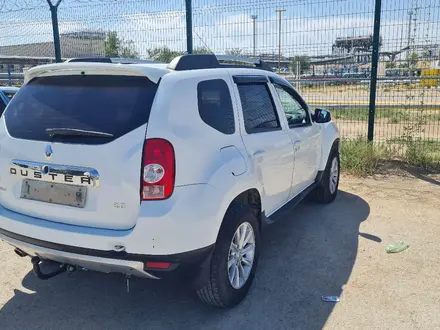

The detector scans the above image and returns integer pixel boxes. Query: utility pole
[399,11,406,53]
[275,9,286,73]
[46,0,63,63]
[407,10,413,49]
[251,15,257,57]
[296,60,300,90]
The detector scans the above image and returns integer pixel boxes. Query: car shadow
[0,190,370,330]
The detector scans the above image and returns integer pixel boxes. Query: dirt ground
[302,85,440,140]
[336,118,440,141]
[1,173,440,329]
[300,85,440,105]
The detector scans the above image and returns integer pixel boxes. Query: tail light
[145,261,171,270]
[141,139,175,200]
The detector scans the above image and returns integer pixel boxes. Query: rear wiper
[45,128,114,138]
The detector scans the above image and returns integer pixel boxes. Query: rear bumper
[0,184,225,255]
[0,183,224,280]
[0,227,214,279]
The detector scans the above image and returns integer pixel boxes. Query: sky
[0,0,439,57]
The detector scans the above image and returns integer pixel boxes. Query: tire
[312,148,340,204]
[196,203,260,308]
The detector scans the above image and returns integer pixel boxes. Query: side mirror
[314,108,331,123]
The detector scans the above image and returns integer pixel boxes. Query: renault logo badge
[45,145,53,160]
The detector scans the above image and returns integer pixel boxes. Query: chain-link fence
[0,0,439,163]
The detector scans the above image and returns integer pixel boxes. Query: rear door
[0,74,158,230]
[232,75,294,215]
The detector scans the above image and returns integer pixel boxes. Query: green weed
[341,138,391,176]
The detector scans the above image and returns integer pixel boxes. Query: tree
[146,46,184,63]
[193,47,213,54]
[104,31,139,58]
[104,31,120,57]
[385,61,397,69]
[290,55,311,75]
[119,40,139,59]
[408,52,419,67]
[146,46,212,63]
[225,48,243,56]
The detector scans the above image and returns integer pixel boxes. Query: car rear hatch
[0,71,160,230]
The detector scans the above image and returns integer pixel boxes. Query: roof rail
[65,57,156,64]
[110,58,156,64]
[167,54,272,72]
[65,57,112,63]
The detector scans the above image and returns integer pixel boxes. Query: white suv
[0,54,340,308]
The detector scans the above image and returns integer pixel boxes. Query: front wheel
[312,149,340,204]
[196,204,260,308]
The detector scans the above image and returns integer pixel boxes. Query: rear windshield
[4,75,158,144]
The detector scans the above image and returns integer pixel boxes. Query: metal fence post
[368,0,382,141]
[47,0,63,63]
[7,64,12,86]
[185,0,193,54]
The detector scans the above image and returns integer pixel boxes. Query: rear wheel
[313,149,340,204]
[196,204,260,308]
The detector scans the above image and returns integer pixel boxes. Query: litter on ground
[386,242,409,254]
[321,296,340,302]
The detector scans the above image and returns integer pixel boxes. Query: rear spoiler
[65,57,157,64]
[24,62,168,84]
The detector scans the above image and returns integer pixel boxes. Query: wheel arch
[216,188,262,241]
[318,122,341,171]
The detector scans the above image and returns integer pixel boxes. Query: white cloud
[0,7,438,59]
[114,11,428,57]
[114,12,384,57]
[0,18,84,46]
[116,10,187,53]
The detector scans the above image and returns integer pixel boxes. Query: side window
[197,79,235,134]
[237,83,281,134]
[273,84,311,127]
[4,92,15,101]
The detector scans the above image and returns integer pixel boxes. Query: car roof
[24,59,285,87]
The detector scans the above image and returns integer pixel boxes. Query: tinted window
[0,99,5,115]
[3,91,16,101]
[273,84,310,127]
[5,75,158,145]
[237,84,280,133]
[197,79,235,134]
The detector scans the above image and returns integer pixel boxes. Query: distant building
[400,44,440,61]
[332,35,379,55]
[250,53,290,70]
[0,30,106,59]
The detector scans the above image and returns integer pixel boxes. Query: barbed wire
[0,0,40,13]
[0,0,349,13]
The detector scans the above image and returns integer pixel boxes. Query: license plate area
[21,179,87,208]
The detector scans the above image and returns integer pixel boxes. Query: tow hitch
[31,256,72,280]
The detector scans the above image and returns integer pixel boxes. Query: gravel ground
[1,174,440,330]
